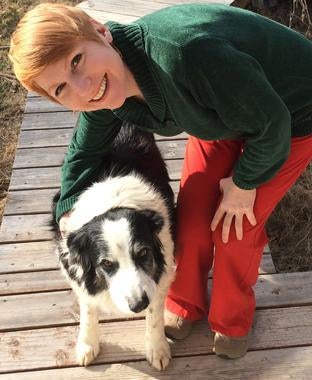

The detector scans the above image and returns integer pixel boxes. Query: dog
[51,123,176,370]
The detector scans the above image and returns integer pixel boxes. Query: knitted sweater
[56,3,312,222]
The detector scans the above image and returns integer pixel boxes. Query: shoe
[213,332,248,359]
[164,310,193,340]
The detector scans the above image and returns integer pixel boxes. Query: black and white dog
[52,123,175,370]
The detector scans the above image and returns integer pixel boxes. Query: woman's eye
[55,83,65,97]
[71,53,82,69]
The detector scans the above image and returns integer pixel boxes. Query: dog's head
[63,207,166,314]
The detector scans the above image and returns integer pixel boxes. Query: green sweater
[56,3,312,222]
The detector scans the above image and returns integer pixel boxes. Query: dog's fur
[52,123,175,370]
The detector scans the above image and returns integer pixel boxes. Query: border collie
[52,123,175,371]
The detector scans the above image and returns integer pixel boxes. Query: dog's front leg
[76,301,100,366]
[145,290,171,370]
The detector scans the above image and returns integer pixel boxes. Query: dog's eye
[137,248,148,258]
[101,259,114,269]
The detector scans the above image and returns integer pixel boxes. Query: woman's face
[34,27,137,111]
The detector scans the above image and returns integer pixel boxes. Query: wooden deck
[1,1,312,378]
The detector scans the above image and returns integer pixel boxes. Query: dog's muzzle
[127,291,149,313]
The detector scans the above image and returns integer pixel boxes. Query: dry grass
[267,166,312,272]
[0,0,311,272]
[0,0,80,223]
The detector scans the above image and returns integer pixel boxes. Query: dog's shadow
[79,319,214,378]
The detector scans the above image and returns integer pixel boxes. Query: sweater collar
[107,21,166,122]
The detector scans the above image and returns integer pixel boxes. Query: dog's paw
[76,339,100,366]
[146,337,171,371]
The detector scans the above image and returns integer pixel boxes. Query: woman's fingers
[212,209,256,244]
[235,213,243,241]
[222,213,234,243]
[211,206,225,231]
[246,210,257,226]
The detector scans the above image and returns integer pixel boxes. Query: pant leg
[209,135,312,336]
[166,137,243,320]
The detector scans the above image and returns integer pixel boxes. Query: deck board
[15,136,187,164]
[8,162,182,191]
[1,0,311,378]
[1,306,312,374]
[1,346,312,379]
[0,238,272,274]
[0,255,276,295]
[2,272,312,332]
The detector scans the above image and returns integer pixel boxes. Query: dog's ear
[66,226,92,271]
[140,209,164,234]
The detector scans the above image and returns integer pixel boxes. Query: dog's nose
[128,292,149,313]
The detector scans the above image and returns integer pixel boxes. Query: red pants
[166,135,312,336]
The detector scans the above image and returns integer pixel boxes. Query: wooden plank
[9,167,60,190]
[1,272,312,331]
[21,111,77,130]
[77,8,138,24]
[78,0,233,19]
[259,254,274,274]
[255,271,312,308]
[0,254,274,294]
[18,129,74,148]
[0,214,53,243]
[18,127,186,151]
[14,147,66,168]
[24,97,67,113]
[79,0,171,17]
[1,345,311,379]
[0,306,311,374]
[0,241,58,273]
[4,182,179,215]
[4,188,63,215]
[9,160,183,191]
[0,239,273,276]
[0,270,67,295]
[0,204,278,249]
[77,1,233,26]
[14,142,186,168]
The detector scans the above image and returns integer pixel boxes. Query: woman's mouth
[91,74,107,101]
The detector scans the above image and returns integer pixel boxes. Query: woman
[9,2,312,359]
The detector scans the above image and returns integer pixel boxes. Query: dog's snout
[128,292,149,313]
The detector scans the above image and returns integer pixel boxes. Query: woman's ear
[89,18,113,43]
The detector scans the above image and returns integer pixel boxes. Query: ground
[0,0,311,271]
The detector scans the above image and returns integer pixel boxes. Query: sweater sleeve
[184,37,291,189]
[55,109,122,222]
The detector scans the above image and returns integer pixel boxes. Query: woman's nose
[71,76,92,99]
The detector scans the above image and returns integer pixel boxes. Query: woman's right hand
[59,212,72,238]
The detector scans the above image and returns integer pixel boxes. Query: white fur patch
[66,175,167,233]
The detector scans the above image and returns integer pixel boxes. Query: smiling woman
[8,0,312,364]
[31,33,141,111]
[9,3,142,109]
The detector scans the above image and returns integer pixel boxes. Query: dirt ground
[0,0,311,272]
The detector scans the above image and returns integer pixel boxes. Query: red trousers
[166,135,312,336]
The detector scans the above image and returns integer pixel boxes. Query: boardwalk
[1,1,312,378]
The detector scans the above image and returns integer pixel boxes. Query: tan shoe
[164,310,193,340]
[213,332,249,359]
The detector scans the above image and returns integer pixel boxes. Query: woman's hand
[211,177,257,243]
